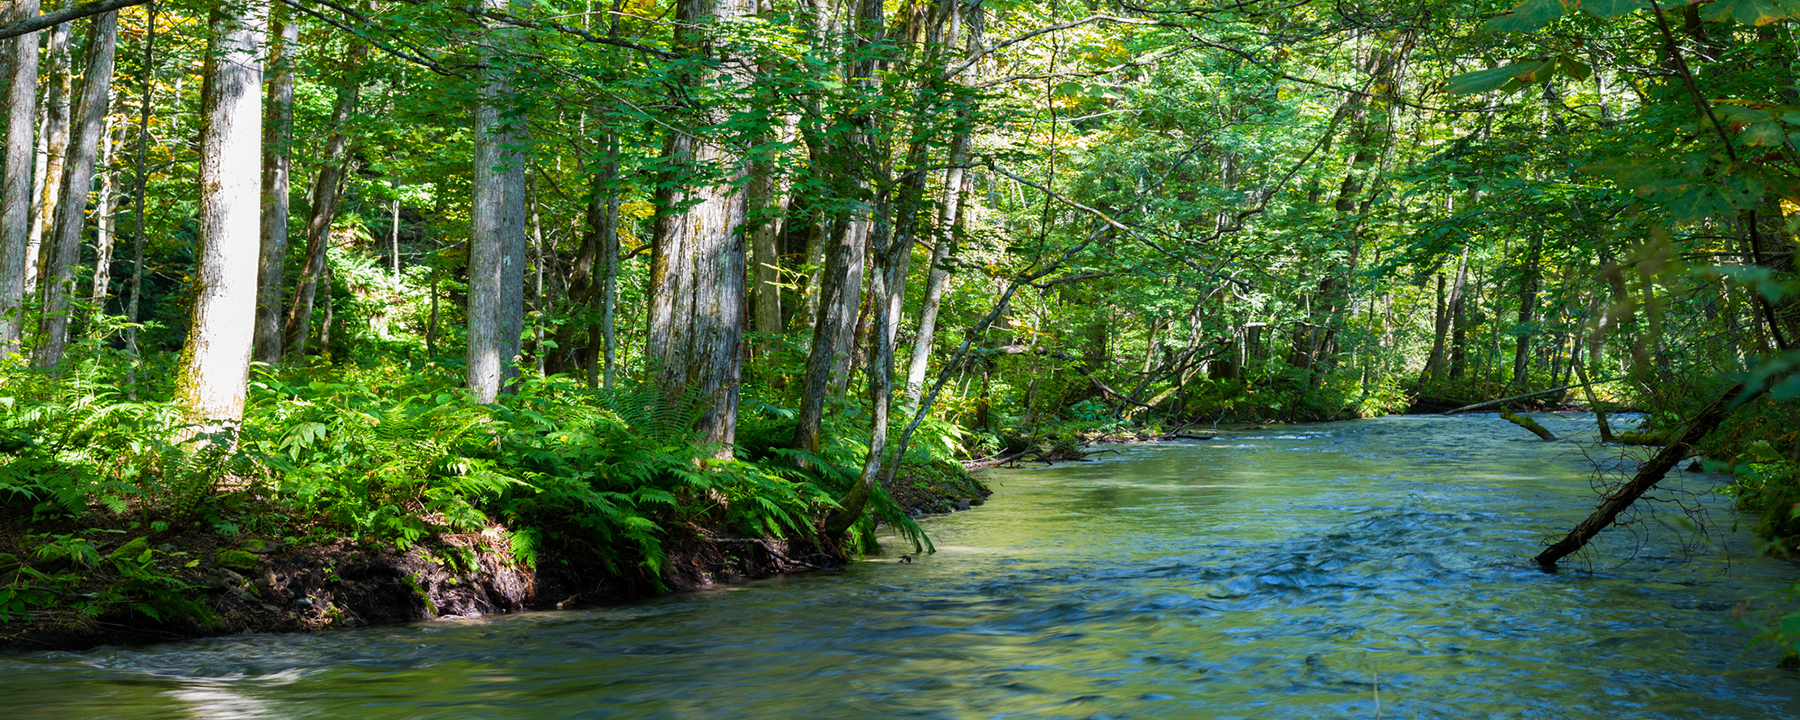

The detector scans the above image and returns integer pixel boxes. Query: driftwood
[1500,411,1558,441]
[1534,384,1751,570]
[1439,377,1622,415]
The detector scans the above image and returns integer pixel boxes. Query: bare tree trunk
[1420,245,1468,384]
[903,127,970,415]
[123,2,153,397]
[35,11,118,370]
[1510,232,1544,389]
[253,6,296,363]
[646,0,753,452]
[26,22,71,291]
[530,188,544,375]
[597,145,621,389]
[174,0,264,424]
[284,41,364,358]
[284,162,344,355]
[389,187,400,274]
[792,214,866,453]
[1535,384,1752,569]
[86,117,120,309]
[747,118,795,356]
[466,0,528,403]
[0,0,41,355]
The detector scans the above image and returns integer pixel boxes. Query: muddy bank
[886,458,993,516]
[0,521,839,654]
[1,467,997,653]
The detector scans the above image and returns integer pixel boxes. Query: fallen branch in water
[1534,383,1753,570]
[1441,378,1622,415]
[1500,411,1558,441]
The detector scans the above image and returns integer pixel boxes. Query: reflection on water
[3,413,1798,719]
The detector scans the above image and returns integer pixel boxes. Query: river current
[2,413,1798,718]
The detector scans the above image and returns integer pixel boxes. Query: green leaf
[1700,0,1800,25]
[1446,59,1555,95]
[1485,0,1568,32]
[1742,121,1789,146]
[1579,0,1647,17]
[1556,55,1593,81]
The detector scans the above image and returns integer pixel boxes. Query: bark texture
[253,8,297,363]
[35,11,118,370]
[0,0,41,355]
[175,0,265,423]
[646,0,754,451]
[466,0,528,402]
[26,23,72,290]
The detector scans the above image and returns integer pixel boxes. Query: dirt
[884,458,993,516]
[0,516,841,654]
[0,463,997,654]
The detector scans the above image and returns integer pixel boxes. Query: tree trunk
[253,7,297,363]
[26,22,71,291]
[554,151,620,386]
[1420,244,1467,384]
[645,0,755,452]
[123,2,153,397]
[903,128,970,415]
[174,0,265,425]
[284,42,365,358]
[465,0,528,403]
[1420,272,1447,382]
[0,0,41,356]
[792,214,867,454]
[86,117,119,309]
[1510,232,1544,389]
[35,11,118,371]
[747,118,795,356]
[598,176,620,389]
[1534,384,1753,569]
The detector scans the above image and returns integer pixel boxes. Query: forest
[0,0,1797,656]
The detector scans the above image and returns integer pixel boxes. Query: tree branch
[0,0,146,41]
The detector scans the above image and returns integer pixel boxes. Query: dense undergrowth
[0,346,959,628]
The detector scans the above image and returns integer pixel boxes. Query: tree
[646,0,755,452]
[0,0,40,356]
[253,5,297,364]
[465,0,528,403]
[36,11,119,370]
[174,0,265,424]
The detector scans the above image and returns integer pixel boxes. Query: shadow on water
[2,413,1798,719]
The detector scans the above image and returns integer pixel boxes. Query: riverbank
[0,513,842,653]
[0,460,992,654]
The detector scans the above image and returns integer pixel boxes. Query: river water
[3,413,1798,718]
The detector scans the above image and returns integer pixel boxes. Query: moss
[109,537,150,561]
[405,573,436,618]
[240,538,281,554]
[216,550,259,571]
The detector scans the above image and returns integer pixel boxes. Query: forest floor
[0,464,993,654]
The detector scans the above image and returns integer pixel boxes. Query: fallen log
[1440,377,1622,415]
[1534,383,1751,570]
[1500,411,1558,441]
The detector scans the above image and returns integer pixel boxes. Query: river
[2,413,1797,718]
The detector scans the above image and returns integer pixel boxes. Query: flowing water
[3,413,1799,718]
